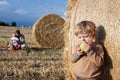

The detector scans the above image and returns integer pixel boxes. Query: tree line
[0,21,17,27]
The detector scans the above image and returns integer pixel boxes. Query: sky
[0,0,67,27]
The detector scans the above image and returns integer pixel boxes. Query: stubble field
[0,26,65,80]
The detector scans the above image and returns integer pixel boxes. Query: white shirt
[11,37,19,41]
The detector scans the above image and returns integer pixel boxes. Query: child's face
[77,33,94,45]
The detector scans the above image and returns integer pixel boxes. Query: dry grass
[0,26,65,80]
[0,26,34,47]
[0,49,65,80]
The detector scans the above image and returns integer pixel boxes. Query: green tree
[0,21,6,26]
[6,23,9,26]
[11,21,16,27]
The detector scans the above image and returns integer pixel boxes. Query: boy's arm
[70,53,80,63]
[87,45,104,67]
[70,52,83,63]
[70,44,84,63]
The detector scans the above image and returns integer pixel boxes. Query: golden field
[0,26,65,80]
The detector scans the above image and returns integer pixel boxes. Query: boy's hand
[76,42,91,55]
[81,42,91,52]
[76,45,84,55]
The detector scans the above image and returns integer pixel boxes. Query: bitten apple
[80,43,85,51]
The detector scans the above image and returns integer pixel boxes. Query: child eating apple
[70,21,104,80]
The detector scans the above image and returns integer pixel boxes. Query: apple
[80,43,85,51]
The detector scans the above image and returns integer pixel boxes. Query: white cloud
[0,1,9,6]
[0,1,9,11]
[15,9,28,15]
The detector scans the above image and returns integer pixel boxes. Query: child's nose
[81,37,85,41]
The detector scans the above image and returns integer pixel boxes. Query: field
[0,26,65,80]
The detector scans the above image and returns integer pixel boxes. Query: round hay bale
[63,0,77,80]
[32,14,65,48]
[64,0,120,80]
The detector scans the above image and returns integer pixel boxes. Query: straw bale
[63,0,77,80]
[32,14,65,48]
[64,0,120,80]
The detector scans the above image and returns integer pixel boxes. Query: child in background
[8,34,20,50]
[15,30,26,50]
[70,21,104,80]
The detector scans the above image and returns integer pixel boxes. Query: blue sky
[0,0,67,27]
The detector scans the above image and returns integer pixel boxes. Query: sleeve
[71,53,83,63]
[87,45,104,67]
[70,44,83,63]
[70,53,81,63]
[19,34,25,44]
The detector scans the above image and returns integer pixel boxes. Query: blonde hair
[74,21,96,36]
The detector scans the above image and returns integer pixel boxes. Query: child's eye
[84,35,89,38]
[78,36,81,38]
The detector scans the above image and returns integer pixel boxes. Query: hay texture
[32,14,65,48]
[64,0,120,80]
[63,0,77,80]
